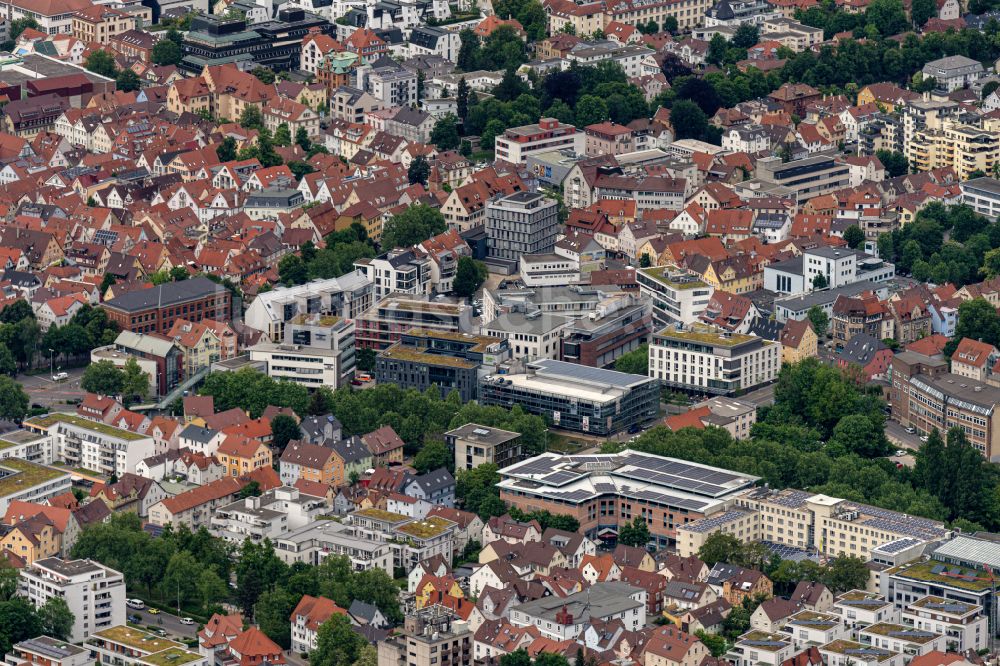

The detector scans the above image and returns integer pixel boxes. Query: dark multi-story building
[374,329,510,401]
[560,298,653,367]
[179,8,335,74]
[102,276,231,336]
[445,423,524,472]
[486,191,559,263]
[479,359,660,436]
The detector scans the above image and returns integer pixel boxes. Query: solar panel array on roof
[742,640,788,648]
[539,470,584,486]
[887,630,936,639]
[875,537,921,554]
[924,601,973,613]
[845,648,891,657]
[683,509,752,533]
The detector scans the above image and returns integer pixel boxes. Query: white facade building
[19,558,125,643]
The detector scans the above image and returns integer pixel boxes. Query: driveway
[885,419,921,468]
[19,368,86,408]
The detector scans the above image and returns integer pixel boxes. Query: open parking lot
[18,368,86,408]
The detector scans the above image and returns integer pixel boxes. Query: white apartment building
[354,249,433,300]
[4,636,92,666]
[834,591,901,627]
[0,459,71,515]
[636,267,714,327]
[481,311,571,361]
[820,640,904,666]
[244,272,373,342]
[495,118,585,165]
[0,429,54,465]
[729,631,795,666]
[274,519,395,572]
[249,343,345,389]
[23,413,155,478]
[210,487,328,544]
[86,626,207,666]
[858,623,948,658]
[782,611,849,649]
[901,596,988,653]
[649,324,781,396]
[19,558,125,643]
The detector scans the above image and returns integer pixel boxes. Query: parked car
[180,617,195,625]
[148,608,160,615]
[126,599,145,610]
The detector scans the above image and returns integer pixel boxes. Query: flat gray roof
[513,582,643,622]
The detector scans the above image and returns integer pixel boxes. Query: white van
[126,599,145,610]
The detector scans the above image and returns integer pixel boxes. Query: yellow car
[148,608,161,615]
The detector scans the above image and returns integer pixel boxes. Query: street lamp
[48,349,54,380]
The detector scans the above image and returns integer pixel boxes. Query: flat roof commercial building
[479,359,659,435]
[355,294,473,350]
[498,449,758,547]
[960,176,1000,219]
[101,276,231,337]
[888,352,1000,460]
[375,329,509,401]
[85,626,206,666]
[445,423,524,472]
[0,459,71,519]
[650,323,781,396]
[495,118,584,165]
[677,486,950,560]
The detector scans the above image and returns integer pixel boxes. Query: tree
[296,127,311,151]
[945,298,1000,357]
[279,254,309,286]
[617,516,650,547]
[115,69,141,92]
[823,556,870,592]
[669,100,709,141]
[457,78,470,121]
[238,481,262,499]
[160,550,201,608]
[38,598,73,641]
[8,17,39,45]
[0,301,33,325]
[865,0,907,35]
[271,414,302,454]
[500,650,531,666]
[353,645,378,666]
[120,358,149,404]
[196,567,229,611]
[453,256,487,297]
[430,114,461,151]
[273,124,292,147]
[575,95,609,126]
[494,67,528,101]
[843,225,864,249]
[356,348,376,372]
[707,34,728,65]
[876,150,908,177]
[81,361,124,397]
[413,440,452,473]
[251,66,276,84]
[732,23,759,48]
[255,588,297,648]
[662,16,679,33]
[614,344,649,375]
[911,0,936,26]
[698,532,743,566]
[85,50,117,78]
[812,273,828,289]
[381,204,446,250]
[152,39,183,66]
[312,615,367,666]
[827,414,890,458]
[239,105,264,131]
[696,630,729,657]
[235,539,288,616]
[457,29,479,72]
[408,155,430,186]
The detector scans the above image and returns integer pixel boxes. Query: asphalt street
[128,606,199,639]
[18,367,86,407]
